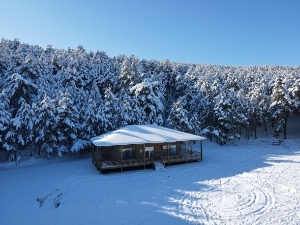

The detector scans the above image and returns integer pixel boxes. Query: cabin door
[145,146,154,159]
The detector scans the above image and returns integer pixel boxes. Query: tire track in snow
[161,174,278,224]
[215,174,276,224]
[234,178,275,217]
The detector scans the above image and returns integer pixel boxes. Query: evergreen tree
[289,79,300,114]
[117,89,142,126]
[11,98,36,149]
[34,91,57,157]
[117,55,141,92]
[247,85,265,139]
[213,88,245,143]
[0,90,11,147]
[4,73,38,116]
[102,88,119,132]
[268,76,292,139]
[56,91,79,155]
[130,78,164,125]
[167,97,192,133]
[197,83,218,141]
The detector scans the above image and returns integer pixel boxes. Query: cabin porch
[92,140,203,173]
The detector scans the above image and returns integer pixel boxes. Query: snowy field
[1,120,300,224]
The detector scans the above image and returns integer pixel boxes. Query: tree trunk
[246,127,250,140]
[254,118,257,139]
[30,143,33,157]
[283,117,287,139]
[264,119,267,131]
[248,128,250,140]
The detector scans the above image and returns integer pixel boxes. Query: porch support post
[200,141,203,161]
[185,141,187,164]
[96,146,98,167]
[143,144,145,170]
[92,145,95,164]
[167,143,169,166]
[99,147,102,174]
[120,146,123,173]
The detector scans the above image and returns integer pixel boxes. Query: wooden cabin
[90,125,205,173]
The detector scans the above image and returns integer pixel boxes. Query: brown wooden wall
[98,142,185,161]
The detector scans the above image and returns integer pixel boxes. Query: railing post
[200,141,203,161]
[185,141,187,164]
[120,146,123,173]
[99,146,102,174]
[92,145,95,164]
[167,143,169,166]
[96,146,99,170]
[143,144,145,170]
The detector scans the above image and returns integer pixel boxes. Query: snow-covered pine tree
[0,58,7,90]
[197,82,218,141]
[268,76,292,139]
[130,78,164,125]
[81,89,103,138]
[56,91,79,156]
[213,89,242,144]
[4,73,38,117]
[0,90,11,147]
[247,84,265,139]
[289,79,300,114]
[117,88,142,126]
[11,98,36,150]
[92,51,117,95]
[81,82,116,138]
[182,84,203,135]
[103,88,119,131]
[233,89,249,139]
[167,97,192,133]
[34,91,58,157]
[117,55,141,92]
[159,60,174,89]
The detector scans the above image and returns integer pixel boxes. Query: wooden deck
[92,149,202,173]
[101,158,154,169]
[92,153,155,172]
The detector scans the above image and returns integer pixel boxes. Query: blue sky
[1,0,300,66]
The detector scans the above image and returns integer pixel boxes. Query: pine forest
[0,39,300,159]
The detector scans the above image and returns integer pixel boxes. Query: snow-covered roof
[90,124,206,146]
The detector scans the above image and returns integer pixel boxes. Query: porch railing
[92,149,202,171]
[101,158,154,169]
[161,150,202,167]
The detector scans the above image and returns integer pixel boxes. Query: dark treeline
[0,39,299,159]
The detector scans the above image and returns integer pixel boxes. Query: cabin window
[169,145,177,155]
[122,148,136,160]
[102,146,115,160]
[163,145,167,156]
[163,145,177,156]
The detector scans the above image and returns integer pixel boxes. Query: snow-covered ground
[1,119,300,225]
